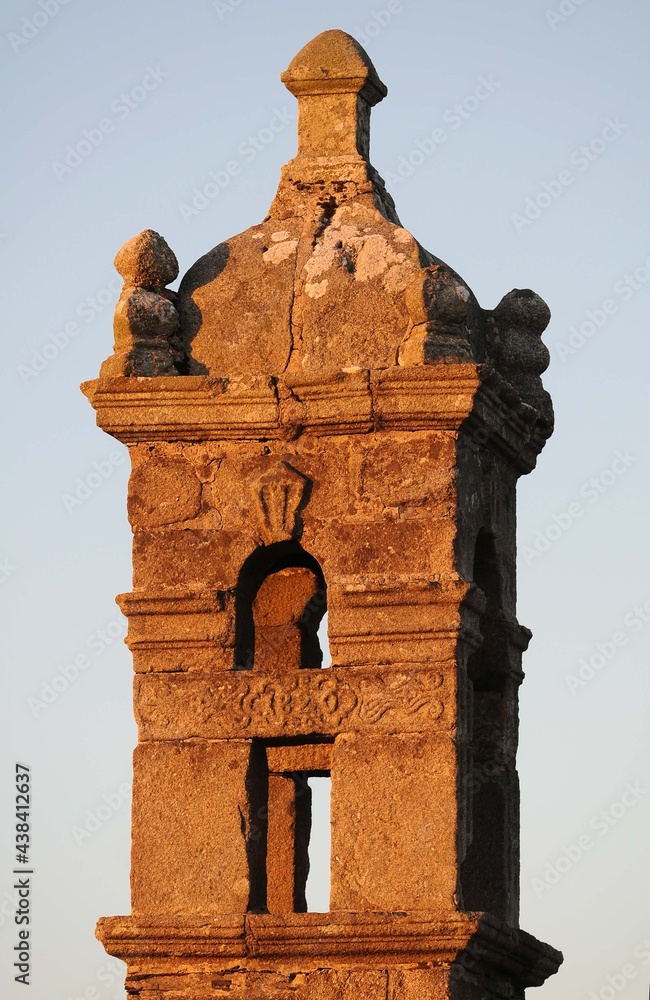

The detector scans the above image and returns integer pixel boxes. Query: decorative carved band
[96,910,563,986]
[82,365,549,471]
[134,666,447,740]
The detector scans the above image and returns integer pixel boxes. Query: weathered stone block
[330,733,460,910]
[131,740,263,913]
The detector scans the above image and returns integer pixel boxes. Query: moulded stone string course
[82,28,563,1000]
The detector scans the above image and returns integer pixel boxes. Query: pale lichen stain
[302,210,411,293]
[383,262,412,295]
[305,279,329,298]
[263,240,298,265]
[354,234,407,283]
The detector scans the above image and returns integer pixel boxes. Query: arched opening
[236,543,332,913]
[235,541,327,671]
[460,528,511,918]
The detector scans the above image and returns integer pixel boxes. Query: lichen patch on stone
[305,279,329,298]
[354,235,407,283]
[263,240,298,264]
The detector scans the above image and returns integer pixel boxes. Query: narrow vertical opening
[317,611,332,668]
[461,528,510,917]
[262,743,332,915]
[305,775,331,911]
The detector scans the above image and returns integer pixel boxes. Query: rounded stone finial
[491,288,553,423]
[281,29,387,105]
[114,229,179,289]
[492,288,550,336]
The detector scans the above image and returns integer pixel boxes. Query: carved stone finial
[490,288,553,424]
[281,29,386,162]
[114,229,179,288]
[101,230,183,377]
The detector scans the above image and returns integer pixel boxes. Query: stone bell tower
[83,29,562,1000]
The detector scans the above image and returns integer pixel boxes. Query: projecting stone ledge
[97,911,562,993]
[81,364,551,473]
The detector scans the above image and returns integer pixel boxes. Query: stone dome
[176,29,479,377]
[100,29,552,426]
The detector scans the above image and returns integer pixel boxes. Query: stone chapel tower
[83,29,562,1000]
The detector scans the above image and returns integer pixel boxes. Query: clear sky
[1,1,649,997]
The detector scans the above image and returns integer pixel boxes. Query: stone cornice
[81,364,551,473]
[96,910,562,987]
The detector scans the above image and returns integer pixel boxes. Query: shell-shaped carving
[250,463,311,544]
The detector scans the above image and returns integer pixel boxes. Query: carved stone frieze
[135,666,447,740]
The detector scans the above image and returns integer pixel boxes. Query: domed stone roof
[99,29,552,426]
[176,29,478,377]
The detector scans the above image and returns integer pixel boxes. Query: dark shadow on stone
[245,739,268,913]
[449,914,563,999]
[176,242,230,374]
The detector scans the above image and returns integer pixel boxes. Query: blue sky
[1,1,649,997]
